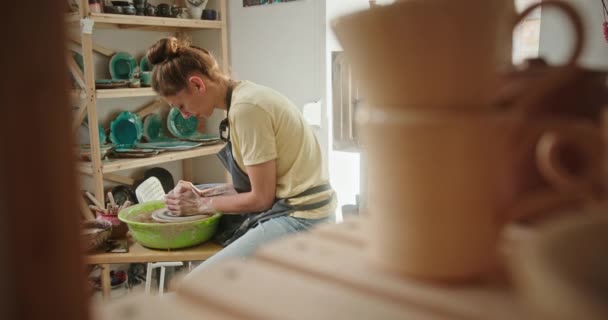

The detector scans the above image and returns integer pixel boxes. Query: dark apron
[212,84,333,247]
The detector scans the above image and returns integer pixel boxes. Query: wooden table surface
[85,239,222,265]
[96,217,535,320]
[86,238,222,299]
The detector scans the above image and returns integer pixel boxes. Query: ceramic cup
[186,0,208,19]
[140,71,152,87]
[331,0,583,109]
[156,3,171,17]
[145,3,156,16]
[357,108,603,281]
[202,9,217,20]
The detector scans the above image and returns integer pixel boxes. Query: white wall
[539,0,608,68]
[228,0,328,175]
[325,0,394,218]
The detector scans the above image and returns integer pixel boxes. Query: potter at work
[146,37,336,271]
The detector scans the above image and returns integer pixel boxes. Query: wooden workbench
[86,239,222,299]
[95,217,535,319]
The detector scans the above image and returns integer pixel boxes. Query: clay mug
[331,0,583,110]
[186,0,208,19]
[357,108,603,282]
[156,3,171,17]
[494,57,608,123]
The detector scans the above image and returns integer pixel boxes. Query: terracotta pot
[97,214,128,239]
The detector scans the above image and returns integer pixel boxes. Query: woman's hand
[164,181,215,216]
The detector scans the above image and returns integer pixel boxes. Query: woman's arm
[164,160,277,215]
[208,159,276,214]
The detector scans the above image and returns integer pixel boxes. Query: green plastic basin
[118,200,221,249]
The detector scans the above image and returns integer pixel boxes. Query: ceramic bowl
[111,185,137,205]
[142,167,175,193]
[167,107,199,139]
[124,4,136,15]
[109,111,143,146]
[140,55,153,72]
[140,71,152,87]
[111,1,130,6]
[81,219,113,251]
[509,213,608,320]
[119,200,221,249]
[77,123,106,145]
[79,143,114,161]
[109,52,137,80]
[142,113,166,141]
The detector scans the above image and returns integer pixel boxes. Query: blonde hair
[147,37,225,96]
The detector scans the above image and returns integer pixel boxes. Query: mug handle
[511,0,585,114]
[507,125,602,221]
[535,128,602,195]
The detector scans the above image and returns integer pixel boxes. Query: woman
[147,37,336,268]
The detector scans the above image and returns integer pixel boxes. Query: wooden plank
[65,12,81,24]
[103,173,135,186]
[94,294,239,320]
[311,217,366,246]
[85,239,222,265]
[67,34,115,57]
[101,144,224,173]
[183,159,194,181]
[255,228,529,320]
[79,195,96,220]
[101,264,111,299]
[67,55,86,89]
[178,259,442,320]
[220,0,229,73]
[97,87,156,99]
[90,13,222,29]
[135,99,165,119]
[72,99,89,132]
[81,31,105,205]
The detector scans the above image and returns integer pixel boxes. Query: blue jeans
[184,214,332,280]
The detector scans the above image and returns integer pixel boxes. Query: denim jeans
[183,214,332,280]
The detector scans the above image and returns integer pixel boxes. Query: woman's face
[164,77,214,119]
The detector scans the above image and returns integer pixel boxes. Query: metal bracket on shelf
[80,18,94,34]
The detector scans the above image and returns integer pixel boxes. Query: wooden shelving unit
[70,0,229,205]
[90,13,222,30]
[96,87,156,99]
[78,143,224,174]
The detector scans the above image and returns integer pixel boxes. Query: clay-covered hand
[197,183,238,197]
[164,181,215,216]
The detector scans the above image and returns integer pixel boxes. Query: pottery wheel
[151,208,210,223]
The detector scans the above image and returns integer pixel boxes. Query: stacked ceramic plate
[167,107,221,143]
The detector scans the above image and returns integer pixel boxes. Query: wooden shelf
[65,12,80,24]
[90,13,222,30]
[79,143,224,174]
[85,239,222,265]
[96,87,156,99]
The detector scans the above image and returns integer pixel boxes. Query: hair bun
[147,37,188,65]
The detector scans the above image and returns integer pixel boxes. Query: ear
[188,76,207,94]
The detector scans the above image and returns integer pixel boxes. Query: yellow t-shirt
[229,80,336,219]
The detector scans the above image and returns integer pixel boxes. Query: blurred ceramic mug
[331,0,583,109]
[357,108,603,281]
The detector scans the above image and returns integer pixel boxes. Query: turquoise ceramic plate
[142,114,170,142]
[135,141,203,151]
[140,55,153,72]
[109,111,143,146]
[109,52,137,80]
[167,107,199,139]
[183,133,220,142]
[78,122,106,145]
